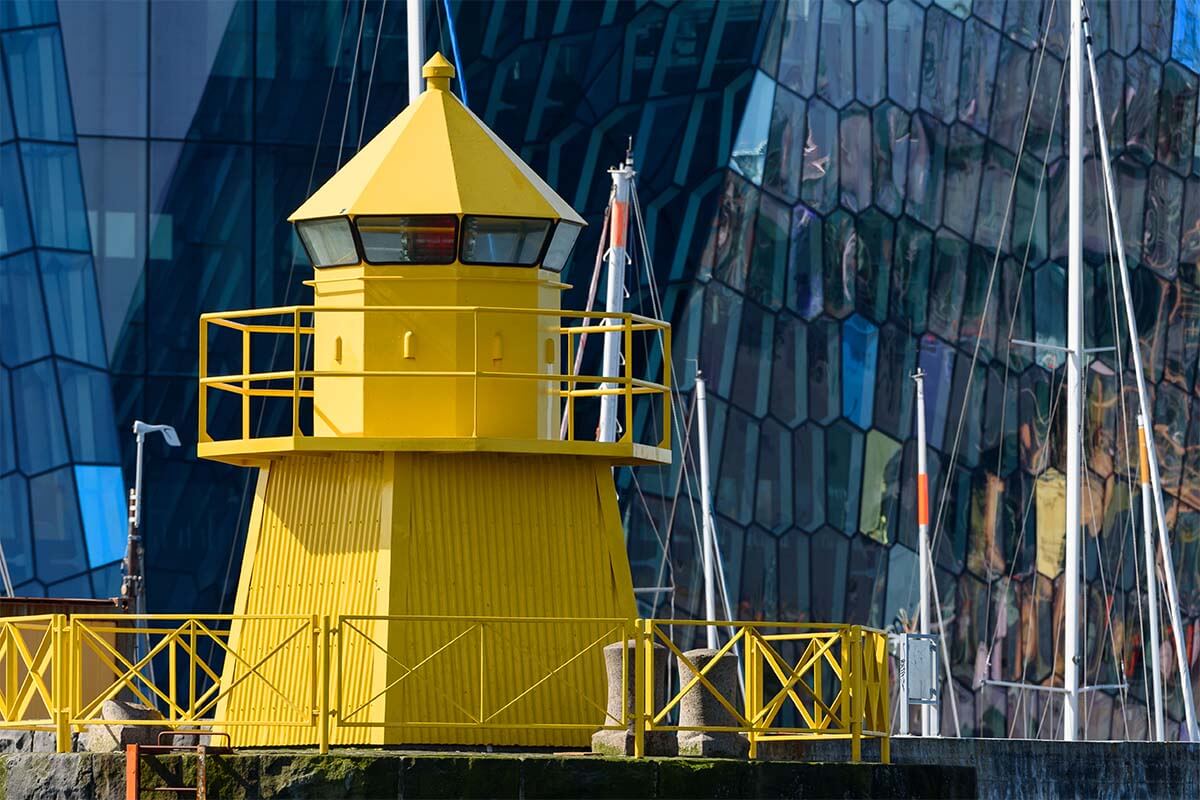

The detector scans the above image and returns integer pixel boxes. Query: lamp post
[123,421,179,672]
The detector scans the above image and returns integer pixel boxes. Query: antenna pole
[1062,0,1084,743]
[1138,417,1166,741]
[598,148,635,443]
[695,371,719,649]
[407,0,425,103]
[1081,10,1199,740]
[912,368,935,736]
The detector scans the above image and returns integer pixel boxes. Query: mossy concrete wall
[0,750,974,799]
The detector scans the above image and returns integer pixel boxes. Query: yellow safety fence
[0,615,888,762]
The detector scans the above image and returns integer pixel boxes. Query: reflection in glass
[730,71,775,185]
[460,216,550,266]
[358,215,458,264]
[842,314,878,430]
[1,27,74,142]
[297,218,359,267]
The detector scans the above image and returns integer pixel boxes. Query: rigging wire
[337,0,369,169]
[356,0,389,153]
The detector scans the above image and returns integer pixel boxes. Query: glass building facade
[0,0,1198,739]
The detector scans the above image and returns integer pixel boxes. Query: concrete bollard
[591,640,676,756]
[676,647,749,758]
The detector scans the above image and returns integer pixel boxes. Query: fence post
[318,615,331,754]
[850,627,862,763]
[54,614,71,753]
[660,326,671,449]
[241,326,251,440]
[292,309,301,437]
[633,620,648,758]
[623,317,633,443]
[198,319,209,443]
[878,633,890,764]
[745,628,758,759]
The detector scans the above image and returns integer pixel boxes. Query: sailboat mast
[913,368,934,737]
[1062,0,1084,743]
[407,0,425,103]
[598,149,635,443]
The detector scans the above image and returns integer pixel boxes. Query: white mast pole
[598,147,635,443]
[1138,417,1166,741]
[1062,0,1084,743]
[407,0,425,103]
[1081,11,1200,741]
[913,368,934,736]
[695,371,719,649]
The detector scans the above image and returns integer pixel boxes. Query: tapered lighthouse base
[216,451,636,748]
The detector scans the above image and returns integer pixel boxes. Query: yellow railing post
[878,632,891,764]
[634,619,648,758]
[565,330,574,440]
[241,326,251,440]
[849,627,863,763]
[198,318,209,442]
[660,326,671,449]
[622,317,633,443]
[318,615,331,754]
[745,627,759,759]
[54,614,70,753]
[292,309,301,436]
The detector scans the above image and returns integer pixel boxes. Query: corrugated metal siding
[385,452,634,747]
[220,453,386,746]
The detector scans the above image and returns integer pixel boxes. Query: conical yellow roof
[289,53,584,225]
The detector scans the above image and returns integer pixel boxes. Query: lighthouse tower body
[203,55,668,747]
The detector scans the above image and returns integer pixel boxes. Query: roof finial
[422,52,456,93]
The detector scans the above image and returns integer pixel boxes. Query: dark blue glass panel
[872,104,909,216]
[0,367,12,473]
[943,124,984,239]
[1143,165,1184,279]
[151,0,251,140]
[1033,263,1066,369]
[1,27,74,141]
[873,323,917,441]
[779,531,810,620]
[794,423,826,531]
[808,318,839,424]
[958,17,999,134]
[57,361,119,463]
[777,0,819,97]
[0,473,33,584]
[825,419,863,532]
[0,144,32,256]
[717,407,759,526]
[77,136,146,370]
[756,420,792,534]
[786,206,822,319]
[918,334,956,451]
[854,209,891,324]
[905,112,947,227]
[0,0,57,30]
[840,104,872,213]
[0,58,13,143]
[816,0,852,108]
[841,314,878,430]
[748,193,788,309]
[919,6,962,124]
[12,358,68,474]
[887,0,923,111]
[991,38,1032,154]
[74,464,126,567]
[57,0,148,137]
[0,251,51,366]
[884,544,919,628]
[769,314,806,427]
[764,85,804,203]
[708,174,760,292]
[30,465,87,584]
[1156,62,1198,176]
[846,534,885,626]
[928,229,968,342]
[39,251,107,367]
[1125,51,1163,162]
[854,0,885,106]
[810,527,847,621]
[1140,0,1174,61]
[698,282,743,397]
[19,142,89,251]
[801,99,838,213]
[731,300,772,416]
[148,141,252,375]
[822,210,855,318]
[891,218,931,334]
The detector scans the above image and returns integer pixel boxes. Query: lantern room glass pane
[357,215,458,265]
[541,221,581,272]
[296,218,359,267]
[461,216,551,266]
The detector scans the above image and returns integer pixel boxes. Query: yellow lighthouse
[198,54,671,748]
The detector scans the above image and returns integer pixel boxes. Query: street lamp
[123,421,179,674]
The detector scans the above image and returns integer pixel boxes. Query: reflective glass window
[919,7,962,124]
[40,251,108,367]
[730,71,774,185]
[150,0,251,140]
[873,104,910,216]
[0,367,11,473]
[0,1,57,29]
[825,420,864,533]
[19,142,90,251]
[0,474,33,586]
[854,0,885,106]
[58,361,119,463]
[769,315,806,427]
[58,0,148,137]
[1143,166,1184,279]
[1,27,74,142]
[794,424,826,531]
[958,18,999,133]
[748,194,788,309]
[816,0,852,108]
[541,222,581,272]
[13,359,69,474]
[31,467,87,585]
[0,252,51,366]
[886,0,923,110]
[0,67,12,143]
[460,216,549,266]
[905,113,947,228]
[786,206,823,319]
[841,314,878,430]
[73,464,126,567]
[777,0,819,97]
[890,218,931,334]
[764,85,805,203]
[1174,1,1200,72]
[1156,62,1198,175]
[801,100,838,213]
[297,218,359,267]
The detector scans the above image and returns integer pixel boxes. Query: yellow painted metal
[289,54,583,224]
[222,451,636,747]
[0,614,889,760]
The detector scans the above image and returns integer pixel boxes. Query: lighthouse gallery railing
[196,305,671,454]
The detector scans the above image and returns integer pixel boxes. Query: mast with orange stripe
[1138,415,1166,741]
[598,143,636,443]
[913,367,935,737]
